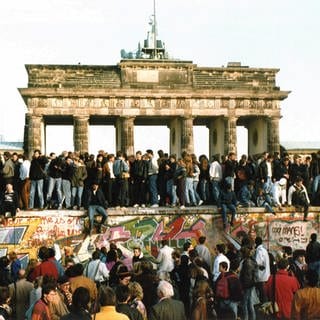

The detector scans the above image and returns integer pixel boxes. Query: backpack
[215,273,236,299]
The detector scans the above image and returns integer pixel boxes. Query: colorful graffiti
[0,209,319,265]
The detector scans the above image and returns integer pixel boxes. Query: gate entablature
[19,60,290,157]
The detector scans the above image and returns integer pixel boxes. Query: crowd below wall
[1,149,320,319]
[0,148,319,224]
[0,225,320,319]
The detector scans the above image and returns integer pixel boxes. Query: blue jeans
[46,177,62,205]
[225,176,234,191]
[88,205,107,230]
[312,175,320,197]
[29,179,44,209]
[71,186,84,207]
[221,203,236,225]
[242,287,256,320]
[211,180,221,204]
[193,181,201,203]
[218,299,238,319]
[185,177,196,205]
[309,260,320,279]
[62,179,72,208]
[199,179,209,203]
[166,179,177,205]
[148,174,158,205]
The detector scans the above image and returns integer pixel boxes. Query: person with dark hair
[131,151,148,208]
[60,287,91,320]
[214,260,243,320]
[288,176,310,221]
[29,149,48,210]
[132,260,158,315]
[212,243,230,283]
[0,286,11,320]
[265,258,300,320]
[84,250,109,286]
[66,263,97,304]
[31,282,57,320]
[195,236,212,270]
[145,149,159,208]
[218,182,238,230]
[115,284,143,320]
[1,183,19,220]
[95,286,129,319]
[305,233,320,278]
[132,247,144,267]
[289,250,307,288]
[47,247,64,278]
[291,269,320,320]
[239,246,257,320]
[29,246,59,282]
[84,181,108,234]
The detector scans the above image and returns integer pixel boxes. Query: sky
[1,0,320,155]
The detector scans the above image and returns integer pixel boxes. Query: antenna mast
[153,0,157,59]
[120,0,167,59]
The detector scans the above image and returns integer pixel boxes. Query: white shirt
[19,160,30,180]
[108,161,115,179]
[195,244,212,270]
[212,253,230,282]
[209,161,222,181]
[157,245,174,272]
[255,244,270,282]
[84,259,109,283]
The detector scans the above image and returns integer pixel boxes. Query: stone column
[73,116,89,153]
[268,116,280,154]
[247,117,268,155]
[116,116,135,155]
[26,115,43,158]
[224,116,238,155]
[168,118,182,157]
[181,116,194,154]
[208,117,225,159]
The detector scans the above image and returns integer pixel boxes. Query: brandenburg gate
[19,59,289,158]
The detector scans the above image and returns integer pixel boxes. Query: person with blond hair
[128,281,147,320]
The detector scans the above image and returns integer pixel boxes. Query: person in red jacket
[29,246,59,282]
[264,258,300,320]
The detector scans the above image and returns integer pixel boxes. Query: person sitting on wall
[288,176,310,221]
[84,181,108,234]
[0,183,19,221]
[218,183,238,230]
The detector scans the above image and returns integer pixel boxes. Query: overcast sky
[1,0,319,155]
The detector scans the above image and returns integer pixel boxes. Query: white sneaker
[133,204,139,208]
[180,205,186,209]
[198,200,204,206]
[151,204,159,208]
[141,204,146,208]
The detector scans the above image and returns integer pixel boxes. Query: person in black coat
[1,183,19,220]
[61,287,91,320]
[115,284,143,320]
[84,181,108,234]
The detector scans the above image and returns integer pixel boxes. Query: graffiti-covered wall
[0,208,319,264]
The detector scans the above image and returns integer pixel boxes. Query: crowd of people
[0,148,319,229]
[0,231,320,320]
